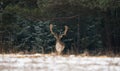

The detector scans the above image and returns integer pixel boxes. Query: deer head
[50,24,68,55]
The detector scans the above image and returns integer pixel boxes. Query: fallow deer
[50,24,68,55]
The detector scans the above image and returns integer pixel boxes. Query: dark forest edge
[0,0,120,56]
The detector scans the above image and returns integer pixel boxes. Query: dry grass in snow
[0,54,120,71]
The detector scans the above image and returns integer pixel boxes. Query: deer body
[56,40,65,55]
[50,24,68,55]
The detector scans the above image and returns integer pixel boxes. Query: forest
[0,0,120,56]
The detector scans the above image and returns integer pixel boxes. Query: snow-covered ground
[0,54,120,71]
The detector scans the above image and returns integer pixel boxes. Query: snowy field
[0,54,120,71]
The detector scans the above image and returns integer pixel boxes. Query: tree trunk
[103,9,112,54]
[77,16,80,54]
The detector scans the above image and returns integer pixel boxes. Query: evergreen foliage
[0,0,120,55]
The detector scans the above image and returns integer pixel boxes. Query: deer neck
[56,39,64,46]
[56,39,61,43]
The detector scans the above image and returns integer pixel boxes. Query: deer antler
[50,24,58,39]
[50,24,54,35]
[64,26,68,35]
[60,25,68,38]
